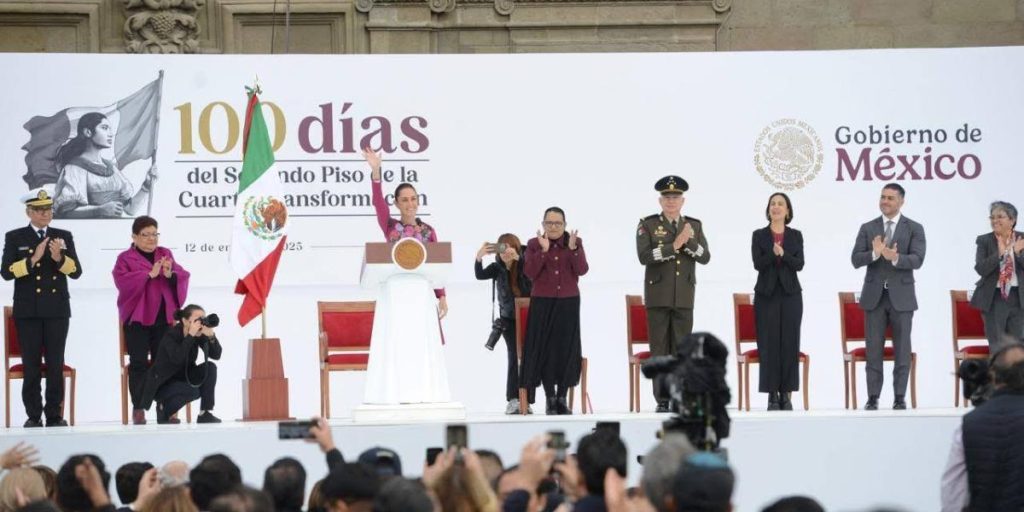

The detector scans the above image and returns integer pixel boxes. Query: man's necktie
[37,229,45,239]
[883,220,894,247]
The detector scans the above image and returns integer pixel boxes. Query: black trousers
[646,306,694,404]
[754,290,803,393]
[500,319,535,403]
[125,321,170,409]
[15,317,69,421]
[155,362,217,416]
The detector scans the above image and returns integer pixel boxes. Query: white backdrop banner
[0,48,1021,424]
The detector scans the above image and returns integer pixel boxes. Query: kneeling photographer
[140,304,222,424]
[475,234,533,414]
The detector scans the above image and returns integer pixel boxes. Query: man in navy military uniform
[636,176,710,412]
[1,189,82,427]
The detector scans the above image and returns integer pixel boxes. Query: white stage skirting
[7,408,963,512]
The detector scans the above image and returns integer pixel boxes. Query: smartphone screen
[277,420,315,440]
[547,430,567,463]
[446,424,468,449]
[426,447,443,466]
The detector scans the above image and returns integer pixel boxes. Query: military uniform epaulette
[642,214,660,222]
[684,216,702,224]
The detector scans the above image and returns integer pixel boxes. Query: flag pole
[261,306,267,340]
[146,70,165,217]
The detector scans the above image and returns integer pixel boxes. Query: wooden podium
[241,337,290,421]
[355,239,465,421]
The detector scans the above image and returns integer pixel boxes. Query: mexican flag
[231,90,288,327]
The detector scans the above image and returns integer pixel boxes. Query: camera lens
[200,314,220,328]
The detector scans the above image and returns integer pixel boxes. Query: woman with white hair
[971,201,1024,350]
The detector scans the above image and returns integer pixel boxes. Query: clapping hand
[149,258,163,279]
[161,256,173,278]
[871,235,885,257]
[1013,235,1024,255]
[48,238,63,262]
[31,237,48,265]
[568,230,579,250]
[362,147,382,181]
[882,242,899,262]
[536,230,551,252]
[673,223,694,250]
[772,242,784,257]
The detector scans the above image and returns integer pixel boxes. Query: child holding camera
[475,234,533,414]
[139,304,222,424]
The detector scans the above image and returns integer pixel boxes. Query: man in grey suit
[851,183,926,410]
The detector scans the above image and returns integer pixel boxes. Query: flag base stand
[241,337,291,421]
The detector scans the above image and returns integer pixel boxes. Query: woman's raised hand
[362,147,382,181]
[476,242,490,262]
[536,230,550,252]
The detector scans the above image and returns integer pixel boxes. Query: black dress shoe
[555,398,571,415]
[767,392,781,411]
[864,396,879,411]
[780,393,793,411]
[545,397,557,415]
[196,411,222,424]
[655,402,670,413]
[23,418,42,428]
[893,396,907,410]
[45,418,68,427]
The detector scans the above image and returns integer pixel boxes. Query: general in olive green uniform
[0,190,82,427]
[636,176,710,411]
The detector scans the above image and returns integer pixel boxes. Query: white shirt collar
[882,212,902,227]
[29,223,47,234]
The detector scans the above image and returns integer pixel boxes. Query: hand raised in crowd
[422,448,456,489]
[48,238,63,262]
[161,257,174,278]
[30,237,48,266]
[0,442,39,469]
[362,147,382,181]
[553,454,584,501]
[882,242,899,262]
[437,296,449,320]
[511,435,555,491]
[476,242,490,262]
[75,458,111,508]
[306,417,336,453]
[536,231,551,252]
[772,242,784,257]
[568,230,579,250]
[134,467,162,510]
[604,468,654,512]
[99,201,125,217]
[871,235,886,256]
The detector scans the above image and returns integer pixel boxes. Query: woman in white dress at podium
[359,148,453,409]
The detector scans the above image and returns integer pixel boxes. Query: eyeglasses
[542,221,564,227]
[137,232,160,239]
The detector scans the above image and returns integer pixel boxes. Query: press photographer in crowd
[942,342,1024,512]
[474,234,533,415]
[139,305,222,424]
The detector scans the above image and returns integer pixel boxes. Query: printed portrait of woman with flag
[20,73,164,219]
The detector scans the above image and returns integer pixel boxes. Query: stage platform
[8,408,962,512]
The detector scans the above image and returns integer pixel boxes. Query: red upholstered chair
[119,323,189,425]
[951,290,988,407]
[625,295,651,412]
[5,306,76,427]
[838,292,917,409]
[733,293,810,411]
[318,301,374,419]
[515,298,590,415]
